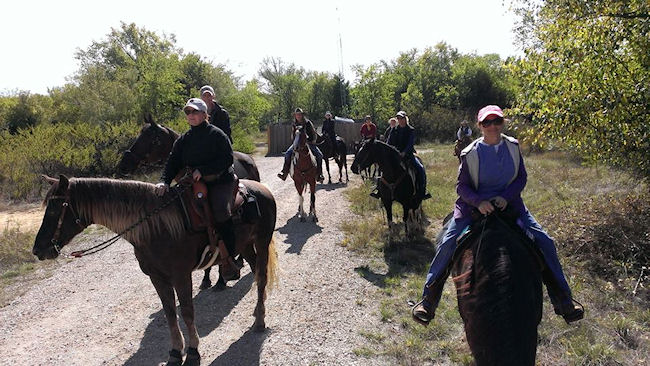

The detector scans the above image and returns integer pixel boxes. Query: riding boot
[277,155,291,181]
[412,276,446,325]
[218,221,241,282]
[543,269,584,323]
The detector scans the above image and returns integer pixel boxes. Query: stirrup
[277,171,288,181]
[560,298,585,324]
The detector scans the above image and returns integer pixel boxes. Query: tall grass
[342,143,650,365]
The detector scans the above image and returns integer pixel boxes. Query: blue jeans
[284,144,323,167]
[423,211,572,304]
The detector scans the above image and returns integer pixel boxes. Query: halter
[47,191,86,254]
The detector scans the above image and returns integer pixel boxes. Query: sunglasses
[184,109,203,116]
[479,117,504,127]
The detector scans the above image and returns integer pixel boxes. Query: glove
[154,183,169,196]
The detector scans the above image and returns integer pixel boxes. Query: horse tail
[260,235,279,293]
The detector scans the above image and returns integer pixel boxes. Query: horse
[315,133,348,184]
[351,139,423,236]
[116,114,261,290]
[290,126,318,222]
[117,114,260,182]
[447,208,543,365]
[353,139,379,181]
[453,135,472,163]
[32,175,278,366]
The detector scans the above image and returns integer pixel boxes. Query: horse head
[117,114,178,176]
[32,175,89,260]
[351,139,377,174]
[450,207,543,365]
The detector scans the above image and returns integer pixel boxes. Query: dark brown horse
[448,209,543,365]
[351,139,424,236]
[117,115,260,182]
[32,175,278,366]
[315,133,348,184]
[290,126,318,222]
[453,135,472,163]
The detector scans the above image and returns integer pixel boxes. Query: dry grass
[342,144,650,365]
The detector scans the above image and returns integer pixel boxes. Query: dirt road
[0,155,391,366]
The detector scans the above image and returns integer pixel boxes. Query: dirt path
[0,155,390,365]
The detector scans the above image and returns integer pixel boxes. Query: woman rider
[277,108,324,183]
[412,105,584,325]
[154,98,240,281]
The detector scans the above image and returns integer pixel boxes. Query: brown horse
[453,135,472,163]
[32,175,278,366]
[315,133,348,184]
[117,115,260,182]
[290,126,318,222]
[448,208,543,365]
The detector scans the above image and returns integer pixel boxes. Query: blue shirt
[476,141,515,202]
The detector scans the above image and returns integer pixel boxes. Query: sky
[0,0,522,95]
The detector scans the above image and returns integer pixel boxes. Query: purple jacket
[454,139,528,219]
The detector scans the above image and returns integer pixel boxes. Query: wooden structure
[267,120,363,155]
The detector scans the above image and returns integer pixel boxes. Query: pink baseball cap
[477,105,504,122]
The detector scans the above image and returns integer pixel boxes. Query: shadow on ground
[275,215,323,254]
[123,272,257,365]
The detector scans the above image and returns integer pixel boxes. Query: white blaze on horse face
[292,132,300,150]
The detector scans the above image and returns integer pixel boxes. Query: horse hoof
[312,216,318,223]
[253,321,266,332]
[199,279,211,290]
[212,282,228,292]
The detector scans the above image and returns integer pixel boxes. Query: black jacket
[161,122,233,185]
[293,118,317,144]
[208,100,231,142]
[322,118,336,137]
[387,124,416,155]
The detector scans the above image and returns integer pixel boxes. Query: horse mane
[67,177,186,245]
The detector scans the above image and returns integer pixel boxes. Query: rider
[154,98,240,281]
[200,85,232,143]
[383,117,397,142]
[322,111,337,148]
[412,105,584,325]
[386,110,431,202]
[457,120,472,141]
[277,108,324,182]
[360,115,377,141]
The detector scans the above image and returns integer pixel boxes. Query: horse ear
[57,174,69,192]
[42,175,58,186]
[144,113,156,126]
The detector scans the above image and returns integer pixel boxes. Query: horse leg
[200,268,211,290]
[150,276,185,365]
[325,158,332,184]
[252,239,269,332]
[309,182,318,222]
[174,275,200,366]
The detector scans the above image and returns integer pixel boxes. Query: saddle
[173,169,261,271]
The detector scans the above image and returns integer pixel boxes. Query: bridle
[47,191,86,255]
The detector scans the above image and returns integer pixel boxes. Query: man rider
[322,111,337,149]
[277,108,324,183]
[200,85,232,143]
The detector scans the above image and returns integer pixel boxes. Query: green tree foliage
[511,0,650,176]
[350,63,398,126]
[259,57,307,120]
[1,92,53,133]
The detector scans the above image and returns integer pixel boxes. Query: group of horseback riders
[149,91,584,328]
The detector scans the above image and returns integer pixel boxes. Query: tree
[258,57,307,120]
[350,63,398,125]
[511,0,650,176]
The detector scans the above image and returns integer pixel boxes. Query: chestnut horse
[290,126,318,222]
[448,208,543,365]
[117,114,260,182]
[32,175,278,366]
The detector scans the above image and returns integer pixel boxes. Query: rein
[51,176,191,258]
